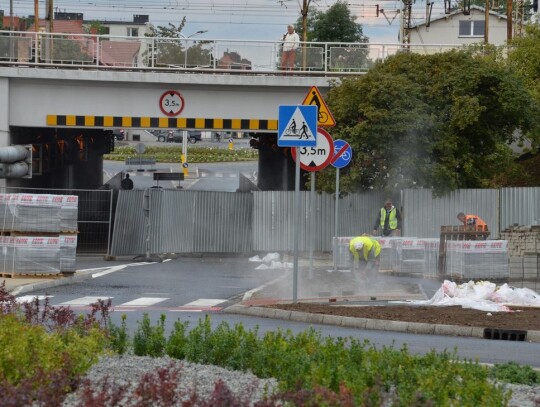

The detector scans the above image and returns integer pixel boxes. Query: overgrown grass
[104,146,258,163]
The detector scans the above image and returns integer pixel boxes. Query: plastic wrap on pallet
[395,239,428,275]
[332,236,353,269]
[59,235,77,272]
[0,236,61,275]
[0,193,78,233]
[376,237,403,272]
[446,240,509,280]
[60,196,78,232]
[0,194,18,230]
[420,238,440,278]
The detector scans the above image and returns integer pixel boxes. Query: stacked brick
[500,226,540,282]
[0,194,78,276]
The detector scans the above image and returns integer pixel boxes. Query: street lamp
[179,30,208,39]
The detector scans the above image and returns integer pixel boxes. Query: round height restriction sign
[291,128,334,172]
[159,90,185,117]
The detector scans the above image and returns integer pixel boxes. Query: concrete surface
[2,255,539,344]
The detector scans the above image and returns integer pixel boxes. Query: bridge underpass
[0,67,335,190]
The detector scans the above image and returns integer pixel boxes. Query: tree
[317,49,538,195]
[293,1,370,71]
[144,20,211,68]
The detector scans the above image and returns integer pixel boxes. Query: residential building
[408,5,508,47]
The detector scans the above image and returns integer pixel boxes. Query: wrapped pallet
[0,193,78,233]
[446,240,509,280]
[0,236,61,275]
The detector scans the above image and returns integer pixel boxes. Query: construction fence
[110,187,540,257]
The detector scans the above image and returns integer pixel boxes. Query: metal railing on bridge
[0,30,466,75]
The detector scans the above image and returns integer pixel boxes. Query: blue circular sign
[331,139,352,169]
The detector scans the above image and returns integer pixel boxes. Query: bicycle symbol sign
[278,105,317,147]
[331,139,353,169]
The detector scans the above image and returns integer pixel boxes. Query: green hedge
[105,146,258,163]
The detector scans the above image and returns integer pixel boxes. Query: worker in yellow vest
[349,235,381,283]
[372,198,402,236]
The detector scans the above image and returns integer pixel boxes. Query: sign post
[291,128,335,282]
[330,139,353,271]
[278,105,317,303]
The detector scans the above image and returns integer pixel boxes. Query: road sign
[135,142,146,154]
[291,128,334,172]
[278,105,317,147]
[331,139,352,169]
[159,90,184,117]
[302,86,336,127]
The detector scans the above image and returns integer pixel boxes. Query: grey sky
[7,0,456,43]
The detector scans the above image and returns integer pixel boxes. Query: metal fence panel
[501,187,540,229]
[192,191,253,252]
[338,191,390,238]
[252,191,388,252]
[150,190,195,254]
[111,190,146,256]
[402,188,500,238]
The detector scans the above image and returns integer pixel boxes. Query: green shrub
[108,314,130,355]
[0,314,107,385]
[133,313,167,357]
[489,361,540,385]
[158,316,510,406]
[104,146,258,163]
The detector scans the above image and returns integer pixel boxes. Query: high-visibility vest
[464,214,487,230]
[380,207,398,230]
[349,236,381,261]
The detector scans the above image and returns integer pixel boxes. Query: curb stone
[224,304,540,343]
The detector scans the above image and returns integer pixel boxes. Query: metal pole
[293,148,300,303]
[484,0,490,44]
[106,189,113,257]
[333,168,340,271]
[308,171,315,278]
[10,0,14,30]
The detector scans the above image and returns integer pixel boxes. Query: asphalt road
[18,258,540,368]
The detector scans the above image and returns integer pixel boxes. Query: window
[127,27,139,37]
[459,20,485,37]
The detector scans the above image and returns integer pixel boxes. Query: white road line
[16,295,52,304]
[59,296,113,306]
[92,265,128,278]
[183,299,226,307]
[118,297,169,307]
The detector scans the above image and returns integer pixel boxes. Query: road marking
[183,299,226,307]
[118,297,169,307]
[59,296,113,306]
[92,265,129,278]
[16,295,52,304]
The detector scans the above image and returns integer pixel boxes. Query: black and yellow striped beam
[46,115,278,131]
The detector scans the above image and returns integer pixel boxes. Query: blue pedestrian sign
[331,139,352,169]
[278,105,317,147]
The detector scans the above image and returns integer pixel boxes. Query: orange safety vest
[463,214,487,230]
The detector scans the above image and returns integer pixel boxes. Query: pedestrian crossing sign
[278,105,317,147]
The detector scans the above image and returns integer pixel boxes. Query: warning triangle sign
[302,86,336,127]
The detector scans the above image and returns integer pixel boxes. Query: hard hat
[354,242,364,250]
